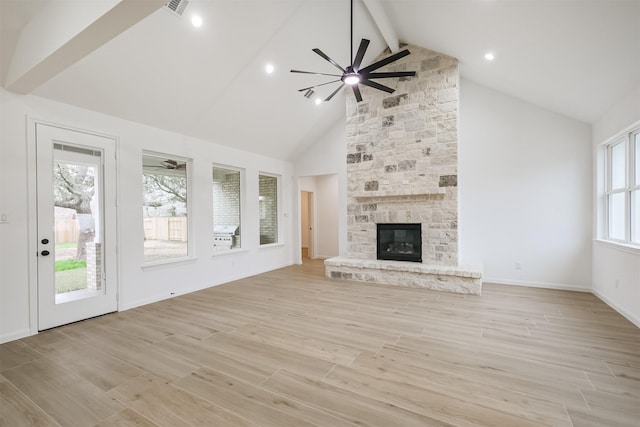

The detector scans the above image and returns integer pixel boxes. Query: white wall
[313,174,339,259]
[295,118,347,256]
[591,84,640,326]
[0,88,295,343]
[459,79,593,290]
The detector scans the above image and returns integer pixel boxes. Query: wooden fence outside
[54,219,79,243]
[55,217,188,243]
[144,217,188,241]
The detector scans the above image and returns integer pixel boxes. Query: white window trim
[142,150,194,266]
[599,122,640,249]
[212,163,245,253]
[258,172,282,246]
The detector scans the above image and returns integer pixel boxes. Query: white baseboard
[120,262,292,311]
[483,277,591,292]
[0,328,32,344]
[592,289,640,328]
[485,277,639,328]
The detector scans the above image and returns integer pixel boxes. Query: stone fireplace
[325,44,482,295]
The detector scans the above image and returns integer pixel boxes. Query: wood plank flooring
[1,259,639,426]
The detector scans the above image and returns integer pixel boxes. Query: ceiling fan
[143,159,186,170]
[291,0,416,103]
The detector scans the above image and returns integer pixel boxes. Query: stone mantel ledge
[352,189,446,200]
[325,257,483,295]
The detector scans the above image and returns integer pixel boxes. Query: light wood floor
[1,260,639,426]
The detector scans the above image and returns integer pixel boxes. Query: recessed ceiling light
[484,52,495,61]
[315,98,322,105]
[265,64,275,74]
[191,15,203,28]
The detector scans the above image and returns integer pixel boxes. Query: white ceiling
[1,1,639,160]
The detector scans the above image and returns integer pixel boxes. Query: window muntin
[142,153,190,262]
[635,133,639,186]
[604,127,639,246]
[259,174,279,245]
[213,165,242,252]
[633,131,640,244]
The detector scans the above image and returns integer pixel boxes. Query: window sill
[259,242,284,249]
[142,257,198,271]
[594,239,640,255]
[212,248,248,257]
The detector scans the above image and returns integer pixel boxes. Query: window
[605,127,640,245]
[213,165,242,252]
[259,173,279,245]
[142,153,190,262]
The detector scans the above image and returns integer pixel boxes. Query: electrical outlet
[515,262,522,270]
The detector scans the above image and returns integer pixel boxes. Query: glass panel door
[36,124,117,331]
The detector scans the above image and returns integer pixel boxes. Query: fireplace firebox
[376,223,422,263]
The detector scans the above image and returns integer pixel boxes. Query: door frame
[26,118,120,335]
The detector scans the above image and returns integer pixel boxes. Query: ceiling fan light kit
[291,0,416,103]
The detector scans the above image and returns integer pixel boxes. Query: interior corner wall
[591,84,640,326]
[313,174,339,259]
[458,79,593,290]
[294,118,347,255]
[0,88,295,343]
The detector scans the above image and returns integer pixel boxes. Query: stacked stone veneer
[86,242,102,290]
[325,44,482,295]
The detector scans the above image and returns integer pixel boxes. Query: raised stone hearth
[325,44,483,295]
[325,257,482,295]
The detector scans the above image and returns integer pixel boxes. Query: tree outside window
[142,154,189,262]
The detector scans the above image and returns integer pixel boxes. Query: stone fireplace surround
[324,44,482,295]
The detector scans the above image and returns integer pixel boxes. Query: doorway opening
[300,191,313,260]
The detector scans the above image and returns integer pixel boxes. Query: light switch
[0,213,7,223]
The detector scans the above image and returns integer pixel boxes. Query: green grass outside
[55,259,86,272]
[55,268,87,293]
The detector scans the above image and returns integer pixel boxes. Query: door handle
[41,250,50,256]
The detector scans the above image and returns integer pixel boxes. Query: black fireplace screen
[376,223,422,262]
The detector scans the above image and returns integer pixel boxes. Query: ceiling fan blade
[360,79,395,93]
[312,48,346,73]
[352,39,370,72]
[352,85,363,102]
[291,69,342,77]
[367,71,416,79]
[359,49,411,73]
[325,83,346,101]
[297,80,342,92]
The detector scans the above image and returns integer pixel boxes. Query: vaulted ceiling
[1,0,639,160]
